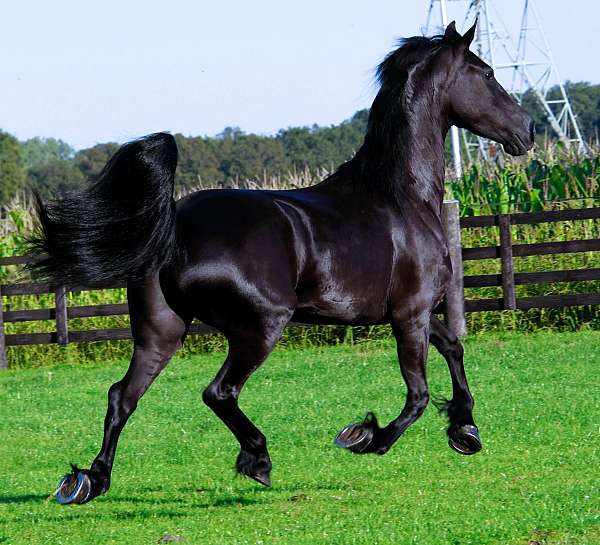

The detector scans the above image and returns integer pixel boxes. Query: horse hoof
[55,470,92,505]
[335,423,374,453]
[249,472,271,487]
[448,424,482,455]
[236,449,272,487]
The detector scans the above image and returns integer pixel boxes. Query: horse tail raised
[27,132,179,287]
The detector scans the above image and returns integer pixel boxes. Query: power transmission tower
[425,0,587,169]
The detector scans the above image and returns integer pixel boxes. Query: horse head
[440,20,535,156]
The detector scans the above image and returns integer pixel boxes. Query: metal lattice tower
[425,0,587,171]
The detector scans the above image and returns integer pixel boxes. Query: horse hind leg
[429,315,482,455]
[55,276,190,505]
[202,311,291,487]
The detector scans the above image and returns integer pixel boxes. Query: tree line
[0,111,368,203]
[0,82,599,205]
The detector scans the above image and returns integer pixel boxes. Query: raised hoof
[236,449,272,487]
[55,469,92,505]
[335,413,377,454]
[448,424,482,455]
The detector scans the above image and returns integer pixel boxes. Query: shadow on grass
[261,482,355,496]
[0,494,48,504]
[211,495,265,508]
[1,480,354,527]
[2,495,272,528]
[105,492,267,509]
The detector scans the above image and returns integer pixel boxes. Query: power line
[425,0,588,169]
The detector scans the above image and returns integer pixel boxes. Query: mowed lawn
[0,332,599,545]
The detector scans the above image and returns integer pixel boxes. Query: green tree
[277,109,368,172]
[74,142,119,181]
[21,137,75,169]
[219,132,289,181]
[174,134,222,190]
[0,131,27,203]
[26,158,86,199]
[562,82,600,142]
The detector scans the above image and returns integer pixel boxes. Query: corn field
[449,144,600,214]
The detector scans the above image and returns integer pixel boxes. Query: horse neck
[355,90,448,216]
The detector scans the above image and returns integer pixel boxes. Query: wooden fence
[460,206,600,311]
[0,202,599,368]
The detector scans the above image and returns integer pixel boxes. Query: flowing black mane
[374,35,445,93]
[338,35,453,206]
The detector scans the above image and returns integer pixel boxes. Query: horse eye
[485,70,494,80]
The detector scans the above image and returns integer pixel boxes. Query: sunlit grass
[0,331,598,544]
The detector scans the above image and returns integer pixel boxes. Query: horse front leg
[429,315,482,455]
[336,311,430,455]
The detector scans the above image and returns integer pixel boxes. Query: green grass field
[0,332,598,545]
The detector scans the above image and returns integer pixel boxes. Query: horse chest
[388,241,452,314]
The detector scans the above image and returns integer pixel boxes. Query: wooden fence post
[0,285,7,368]
[55,285,69,345]
[442,200,467,337]
[498,214,516,310]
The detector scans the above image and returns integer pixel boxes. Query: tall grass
[1,145,599,367]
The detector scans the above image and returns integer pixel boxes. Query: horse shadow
[0,479,352,516]
[0,489,266,511]
[0,494,49,505]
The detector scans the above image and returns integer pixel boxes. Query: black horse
[29,21,534,504]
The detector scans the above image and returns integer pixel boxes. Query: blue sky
[1,0,597,149]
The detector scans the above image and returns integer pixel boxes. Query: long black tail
[27,132,179,287]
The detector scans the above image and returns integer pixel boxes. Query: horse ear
[444,21,461,41]
[462,19,477,47]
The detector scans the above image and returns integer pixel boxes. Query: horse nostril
[529,120,536,143]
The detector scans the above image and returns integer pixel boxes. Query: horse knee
[202,382,237,410]
[411,390,430,416]
[108,381,138,419]
[438,335,463,362]
[135,336,181,362]
[201,384,218,408]
[450,341,464,362]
